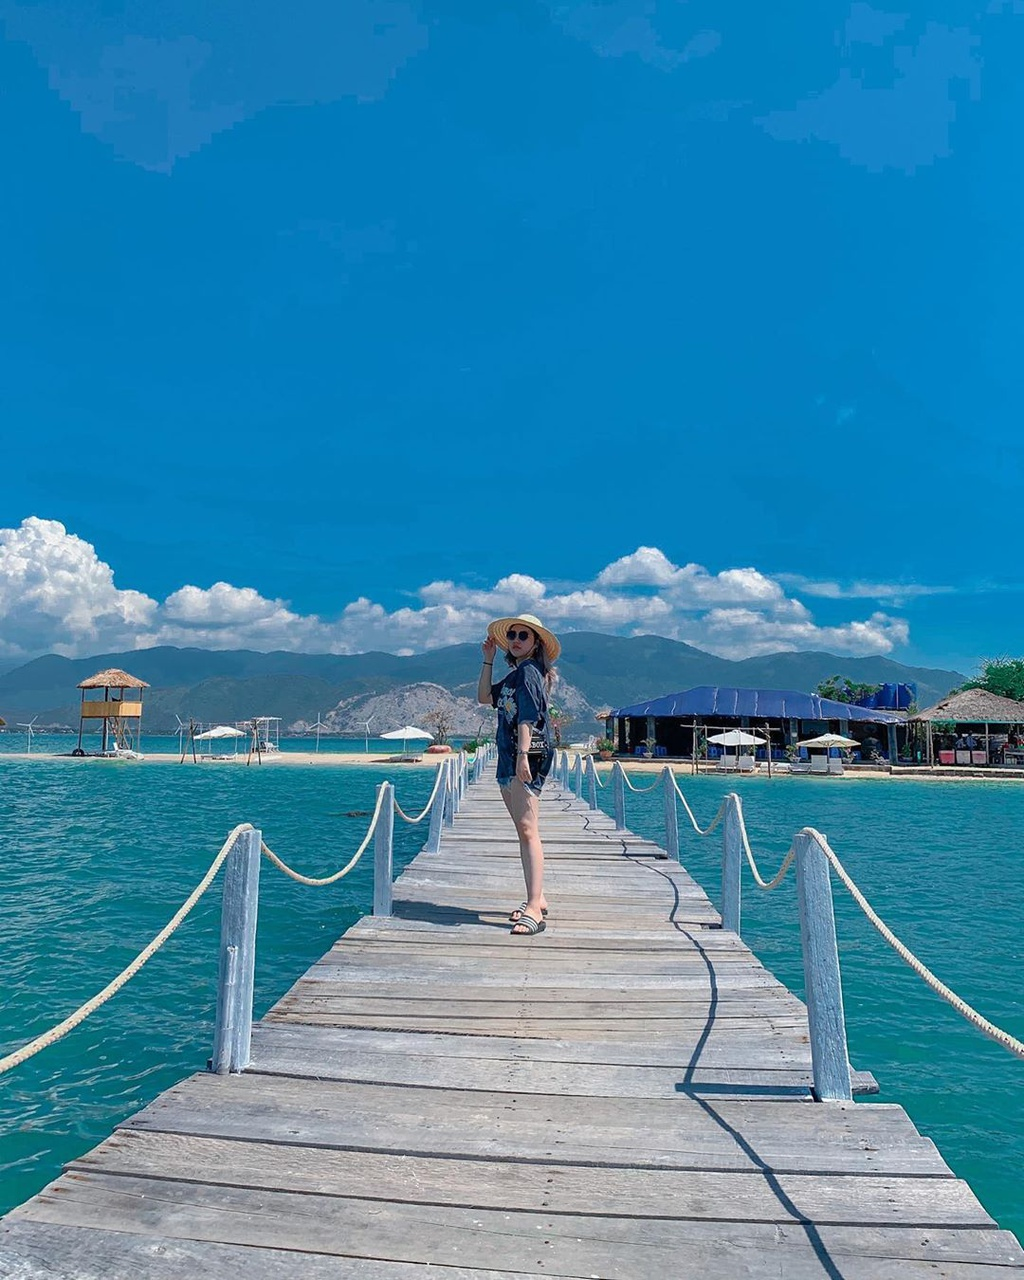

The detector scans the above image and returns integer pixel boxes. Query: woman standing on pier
[477,613,560,936]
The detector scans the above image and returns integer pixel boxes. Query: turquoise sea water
[0,755,1022,1242]
[0,749,437,1217]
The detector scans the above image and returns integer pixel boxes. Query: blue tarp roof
[612,686,903,724]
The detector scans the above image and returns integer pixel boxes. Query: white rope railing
[0,823,252,1076]
[260,785,387,886]
[619,771,663,794]
[603,762,1024,1065]
[394,759,448,824]
[0,751,474,1078]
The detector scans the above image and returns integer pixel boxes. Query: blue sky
[1,0,1021,675]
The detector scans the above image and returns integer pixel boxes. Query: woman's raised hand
[482,636,497,661]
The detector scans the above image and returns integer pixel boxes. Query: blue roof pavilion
[612,686,903,724]
[610,685,905,764]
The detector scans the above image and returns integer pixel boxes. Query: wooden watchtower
[76,668,149,755]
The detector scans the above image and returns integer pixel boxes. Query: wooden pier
[3,768,1023,1277]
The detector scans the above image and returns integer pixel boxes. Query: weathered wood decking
[3,769,1023,1277]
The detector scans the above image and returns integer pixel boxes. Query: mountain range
[0,637,966,731]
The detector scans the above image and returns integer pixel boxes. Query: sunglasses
[506,628,533,642]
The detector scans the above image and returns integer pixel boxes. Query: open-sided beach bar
[911,688,1024,767]
[610,685,904,763]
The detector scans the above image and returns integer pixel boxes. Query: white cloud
[759,18,981,173]
[0,518,918,664]
[674,608,910,660]
[3,0,427,171]
[777,574,953,603]
[0,518,156,659]
[597,546,784,606]
[547,2,720,71]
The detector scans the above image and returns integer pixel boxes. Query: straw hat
[487,613,561,662]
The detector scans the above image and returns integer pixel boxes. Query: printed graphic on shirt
[498,683,517,725]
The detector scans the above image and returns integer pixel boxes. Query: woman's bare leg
[507,779,546,930]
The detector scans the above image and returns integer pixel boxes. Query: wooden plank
[122,1073,947,1174]
[250,1020,815,1065]
[249,1021,817,1066]
[246,1037,877,1098]
[13,1174,1021,1278]
[72,1131,988,1226]
[0,1220,546,1279]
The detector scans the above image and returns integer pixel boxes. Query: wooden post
[586,752,598,810]
[764,720,773,778]
[443,759,455,828]
[886,722,898,769]
[211,825,262,1075]
[425,759,447,853]
[721,794,742,936]
[794,831,853,1101]
[661,766,678,861]
[612,761,626,830]
[373,781,395,917]
[452,756,462,815]
[574,753,583,800]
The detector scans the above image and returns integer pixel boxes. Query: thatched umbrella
[77,669,150,690]
[76,668,150,753]
[911,689,1024,766]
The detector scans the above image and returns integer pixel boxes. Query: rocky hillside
[290,673,596,740]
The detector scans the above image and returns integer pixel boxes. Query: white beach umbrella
[381,725,434,754]
[796,733,859,748]
[193,725,246,741]
[706,730,767,747]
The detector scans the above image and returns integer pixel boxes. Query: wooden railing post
[612,761,626,831]
[211,825,262,1075]
[586,752,598,810]
[452,755,462,815]
[721,794,742,936]
[424,759,447,853]
[795,832,853,1101]
[373,782,395,917]
[573,753,583,800]
[661,767,678,861]
[443,759,455,828]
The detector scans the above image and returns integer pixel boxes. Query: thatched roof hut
[913,688,1024,724]
[77,668,150,690]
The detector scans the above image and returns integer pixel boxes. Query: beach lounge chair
[810,755,829,774]
[737,754,755,773]
[716,755,734,772]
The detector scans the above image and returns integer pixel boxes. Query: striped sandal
[509,902,549,923]
[510,912,546,936]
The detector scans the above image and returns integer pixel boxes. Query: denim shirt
[491,659,550,761]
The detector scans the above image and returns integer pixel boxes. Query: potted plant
[595,737,616,761]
